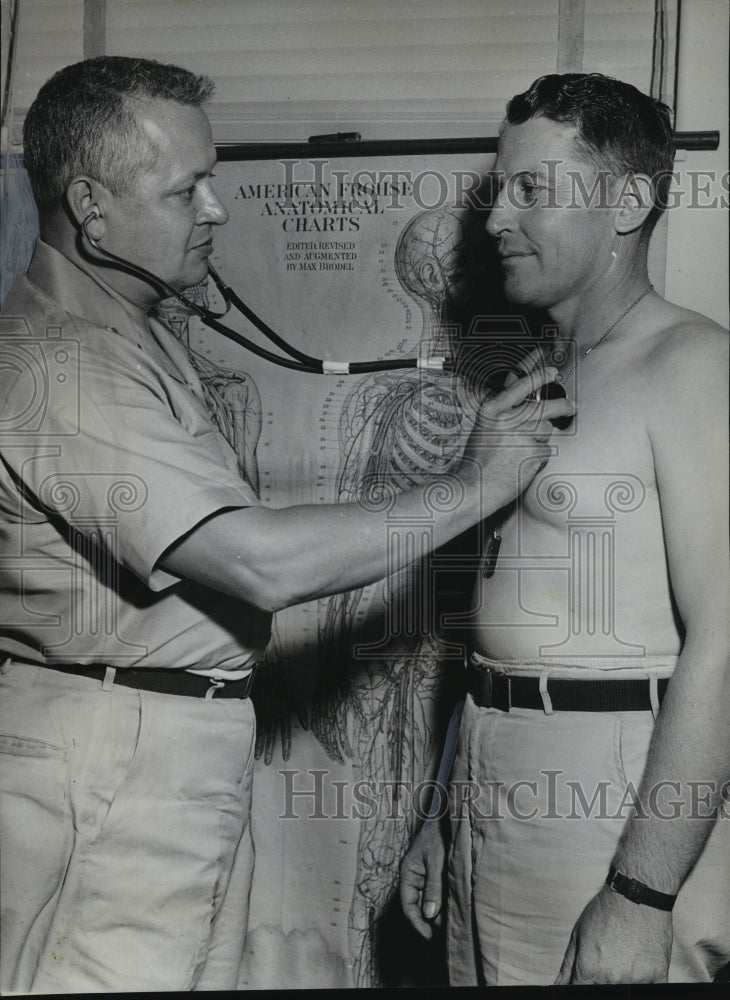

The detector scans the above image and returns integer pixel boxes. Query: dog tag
[483,522,503,578]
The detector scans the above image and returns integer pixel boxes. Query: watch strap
[605,865,677,911]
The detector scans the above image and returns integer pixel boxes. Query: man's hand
[460,347,576,509]
[554,885,673,985]
[399,818,448,939]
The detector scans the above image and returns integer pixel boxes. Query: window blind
[3,0,84,142]
[104,0,562,142]
[4,0,677,146]
[584,0,678,108]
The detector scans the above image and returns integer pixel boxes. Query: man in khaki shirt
[0,57,570,993]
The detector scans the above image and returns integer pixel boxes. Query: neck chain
[556,284,653,385]
[482,283,653,580]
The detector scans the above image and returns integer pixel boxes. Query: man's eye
[178,186,195,202]
[511,177,542,207]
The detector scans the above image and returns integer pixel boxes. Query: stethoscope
[81,216,448,376]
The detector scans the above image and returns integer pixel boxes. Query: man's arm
[400,697,464,936]
[399,814,449,938]
[556,323,730,985]
[161,367,573,611]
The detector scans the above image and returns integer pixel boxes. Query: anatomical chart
[158,150,504,989]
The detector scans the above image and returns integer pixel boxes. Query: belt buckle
[241,669,256,698]
[483,667,493,707]
[471,663,493,708]
[489,670,511,713]
[500,672,512,712]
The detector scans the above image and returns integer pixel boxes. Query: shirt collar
[27,239,150,344]
[27,240,204,392]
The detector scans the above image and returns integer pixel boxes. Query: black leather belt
[41,663,257,699]
[469,666,669,713]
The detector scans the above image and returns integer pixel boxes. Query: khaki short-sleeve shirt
[0,242,271,670]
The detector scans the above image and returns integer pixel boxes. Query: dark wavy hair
[23,56,215,215]
[504,73,675,233]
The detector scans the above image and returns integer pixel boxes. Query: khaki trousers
[0,659,256,993]
[447,655,730,987]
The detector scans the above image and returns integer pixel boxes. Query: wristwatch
[605,865,677,911]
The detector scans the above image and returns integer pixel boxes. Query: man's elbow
[161,547,301,613]
[232,562,309,614]
[246,584,291,615]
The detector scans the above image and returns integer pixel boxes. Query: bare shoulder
[643,299,728,375]
[636,299,728,448]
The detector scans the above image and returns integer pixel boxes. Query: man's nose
[485,180,512,237]
[197,184,229,226]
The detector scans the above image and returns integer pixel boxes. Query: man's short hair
[504,73,675,232]
[23,56,215,215]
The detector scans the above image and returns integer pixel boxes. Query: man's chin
[502,277,538,307]
[180,264,210,291]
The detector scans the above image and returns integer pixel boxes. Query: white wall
[664,0,729,328]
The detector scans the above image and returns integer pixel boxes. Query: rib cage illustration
[154,206,476,986]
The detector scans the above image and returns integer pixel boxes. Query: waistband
[468,652,677,715]
[1,658,257,700]
[469,651,678,680]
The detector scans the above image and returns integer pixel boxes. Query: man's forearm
[162,464,496,612]
[556,639,730,985]
[610,639,730,896]
[160,368,572,610]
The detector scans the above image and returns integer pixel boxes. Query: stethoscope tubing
[81,220,446,376]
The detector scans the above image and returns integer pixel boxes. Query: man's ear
[65,176,107,239]
[612,173,654,234]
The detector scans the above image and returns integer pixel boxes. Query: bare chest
[520,377,657,536]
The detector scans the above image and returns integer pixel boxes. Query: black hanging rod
[216,131,719,161]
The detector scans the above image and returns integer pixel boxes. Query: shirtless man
[400,72,729,986]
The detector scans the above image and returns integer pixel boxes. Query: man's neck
[41,220,159,323]
[548,261,653,352]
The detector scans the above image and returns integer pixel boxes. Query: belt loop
[205,678,225,700]
[539,671,554,715]
[649,676,660,720]
[102,666,116,691]
[0,657,11,674]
